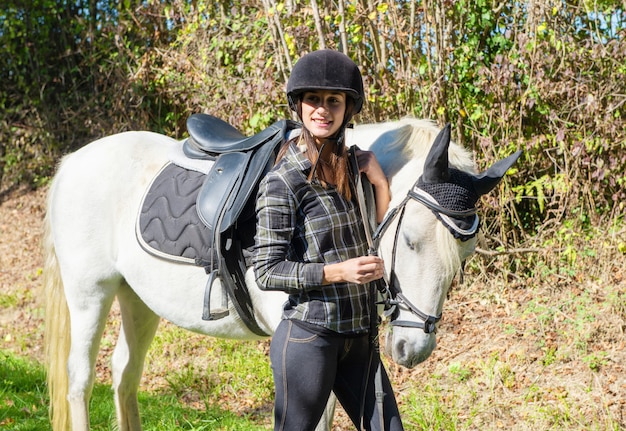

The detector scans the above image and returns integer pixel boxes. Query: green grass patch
[0,293,20,308]
[147,324,274,408]
[0,350,269,430]
[0,351,48,430]
[402,383,463,430]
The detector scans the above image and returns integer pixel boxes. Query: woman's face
[300,90,347,144]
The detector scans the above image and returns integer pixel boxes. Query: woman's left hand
[355,150,387,188]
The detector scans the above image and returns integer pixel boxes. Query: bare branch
[310,0,326,50]
[475,247,542,257]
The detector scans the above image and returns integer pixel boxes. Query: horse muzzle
[385,326,437,368]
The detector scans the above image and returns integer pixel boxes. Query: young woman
[254,49,404,431]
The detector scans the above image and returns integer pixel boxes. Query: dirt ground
[1,185,624,430]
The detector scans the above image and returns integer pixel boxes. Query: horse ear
[472,150,523,196]
[421,123,452,184]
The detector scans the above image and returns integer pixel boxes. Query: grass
[0,351,48,430]
[2,274,624,431]
[402,383,463,430]
[144,325,274,424]
[0,349,269,431]
[393,271,625,431]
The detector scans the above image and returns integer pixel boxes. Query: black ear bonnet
[416,169,481,241]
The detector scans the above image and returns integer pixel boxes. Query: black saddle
[137,113,297,337]
[185,114,288,235]
[181,114,297,336]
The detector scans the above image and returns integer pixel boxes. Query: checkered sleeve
[253,171,324,293]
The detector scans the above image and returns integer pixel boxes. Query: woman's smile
[301,90,346,142]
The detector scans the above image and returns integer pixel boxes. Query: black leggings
[269,319,404,431]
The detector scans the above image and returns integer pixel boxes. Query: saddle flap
[218,130,285,231]
[196,151,249,232]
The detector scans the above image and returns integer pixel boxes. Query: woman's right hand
[322,255,385,285]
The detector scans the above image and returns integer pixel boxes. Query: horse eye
[403,234,417,251]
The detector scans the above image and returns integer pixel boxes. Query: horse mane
[396,117,475,172]
[376,118,477,280]
[366,117,475,182]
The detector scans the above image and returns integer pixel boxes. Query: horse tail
[43,177,72,431]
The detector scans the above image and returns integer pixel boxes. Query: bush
[1,0,624,255]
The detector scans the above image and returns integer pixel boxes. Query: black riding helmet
[287,50,364,117]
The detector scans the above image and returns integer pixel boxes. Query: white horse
[43,116,520,430]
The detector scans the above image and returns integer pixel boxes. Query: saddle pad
[136,162,216,267]
[167,139,214,173]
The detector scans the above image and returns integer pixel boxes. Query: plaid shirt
[253,142,371,334]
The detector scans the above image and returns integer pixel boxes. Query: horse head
[378,124,521,368]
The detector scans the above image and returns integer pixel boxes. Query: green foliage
[1,0,624,264]
[163,338,273,404]
[402,383,462,430]
[448,361,472,382]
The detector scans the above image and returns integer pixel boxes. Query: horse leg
[111,283,160,431]
[64,281,118,431]
[315,392,337,431]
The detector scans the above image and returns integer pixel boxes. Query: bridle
[363,178,480,334]
[348,126,520,430]
[348,124,519,430]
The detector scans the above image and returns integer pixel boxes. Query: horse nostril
[394,338,407,362]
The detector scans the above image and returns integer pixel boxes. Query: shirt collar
[286,141,313,174]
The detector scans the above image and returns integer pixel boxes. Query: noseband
[370,180,480,334]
